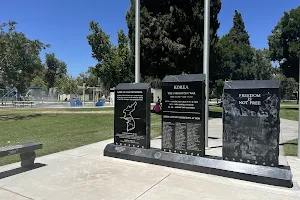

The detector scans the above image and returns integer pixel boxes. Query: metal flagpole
[298,57,300,159]
[135,0,140,83]
[203,0,210,148]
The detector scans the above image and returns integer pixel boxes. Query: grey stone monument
[222,80,280,167]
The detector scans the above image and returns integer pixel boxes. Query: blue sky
[0,0,299,77]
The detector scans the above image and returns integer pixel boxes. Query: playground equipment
[95,98,105,107]
[77,83,87,106]
[70,97,83,107]
[94,84,106,106]
[24,87,59,107]
[75,98,83,106]
[24,87,48,107]
[88,85,103,107]
[48,88,57,101]
[78,83,104,107]
[25,87,44,100]
[1,87,17,105]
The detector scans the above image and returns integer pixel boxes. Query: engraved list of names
[162,75,205,156]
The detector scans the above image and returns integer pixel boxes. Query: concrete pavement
[0,118,300,200]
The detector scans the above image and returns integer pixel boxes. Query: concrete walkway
[0,119,300,200]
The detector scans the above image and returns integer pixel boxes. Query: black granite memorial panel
[162,74,205,156]
[114,83,151,148]
[223,80,280,167]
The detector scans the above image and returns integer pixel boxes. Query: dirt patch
[0,114,42,120]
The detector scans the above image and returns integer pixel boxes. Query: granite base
[104,144,293,188]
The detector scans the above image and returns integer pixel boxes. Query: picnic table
[13,101,35,108]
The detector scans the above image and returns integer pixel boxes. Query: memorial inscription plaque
[114,83,151,149]
[222,80,280,167]
[162,74,205,156]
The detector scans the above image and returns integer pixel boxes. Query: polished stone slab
[104,143,293,188]
[162,74,206,156]
[114,83,151,149]
[223,80,280,167]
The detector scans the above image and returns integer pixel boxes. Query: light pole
[203,0,210,148]
[93,87,95,107]
[83,82,86,107]
[135,0,140,83]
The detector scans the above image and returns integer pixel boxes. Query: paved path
[0,119,300,200]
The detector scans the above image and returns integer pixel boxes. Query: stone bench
[0,143,43,168]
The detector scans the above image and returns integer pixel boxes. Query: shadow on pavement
[152,137,162,140]
[209,111,222,118]
[209,145,223,149]
[279,141,298,146]
[208,137,220,140]
[281,107,298,110]
[0,163,46,180]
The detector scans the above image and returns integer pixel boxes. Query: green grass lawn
[281,101,298,106]
[284,139,298,156]
[1,104,299,166]
[0,109,161,166]
[280,101,299,156]
[282,102,299,156]
[209,106,222,119]
[280,102,298,121]
[0,113,113,166]
[280,108,298,121]
[0,107,114,114]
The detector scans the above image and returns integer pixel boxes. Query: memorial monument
[114,83,151,149]
[162,74,205,156]
[222,80,280,167]
[104,78,292,188]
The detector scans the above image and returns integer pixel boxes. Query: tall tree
[126,0,222,79]
[218,10,254,80]
[55,75,78,94]
[76,66,98,87]
[0,21,49,92]
[87,21,112,63]
[87,21,133,90]
[252,48,272,80]
[268,6,300,80]
[272,72,298,99]
[117,29,133,83]
[227,10,250,45]
[144,76,162,89]
[44,53,67,88]
[30,76,47,89]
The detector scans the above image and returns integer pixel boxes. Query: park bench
[13,101,34,108]
[0,143,43,168]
